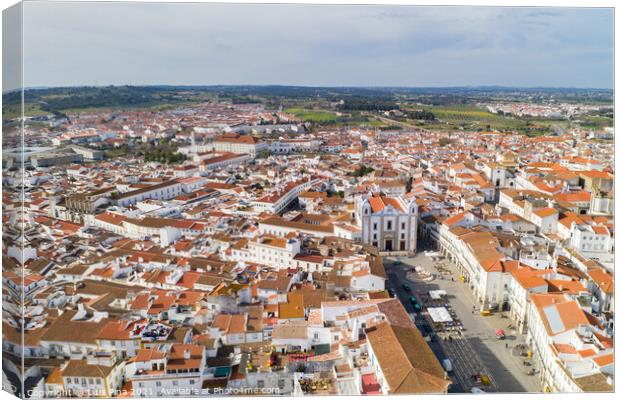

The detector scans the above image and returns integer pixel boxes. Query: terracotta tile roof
[592,353,613,367]
[368,195,406,213]
[511,268,548,289]
[365,322,450,394]
[166,344,204,372]
[133,348,166,363]
[533,207,558,218]
[212,314,246,334]
[62,359,115,378]
[588,268,613,294]
[546,279,586,294]
[443,211,469,226]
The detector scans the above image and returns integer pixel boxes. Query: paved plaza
[385,250,542,393]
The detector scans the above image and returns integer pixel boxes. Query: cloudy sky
[10,2,615,89]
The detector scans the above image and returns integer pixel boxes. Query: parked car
[441,359,453,372]
[471,387,486,394]
[420,324,432,335]
[388,288,396,297]
[402,283,411,292]
[409,297,421,312]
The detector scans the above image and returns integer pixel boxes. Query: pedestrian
[505,343,508,349]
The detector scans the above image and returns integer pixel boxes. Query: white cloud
[20,3,613,88]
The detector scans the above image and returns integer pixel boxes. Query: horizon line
[5,83,614,94]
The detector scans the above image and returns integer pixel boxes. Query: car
[402,283,411,291]
[409,297,422,312]
[441,359,453,372]
[470,387,486,394]
[388,288,396,297]
[393,260,402,266]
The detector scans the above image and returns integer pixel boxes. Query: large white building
[113,180,184,207]
[232,235,301,270]
[252,177,320,214]
[527,293,613,393]
[210,133,268,156]
[355,194,418,254]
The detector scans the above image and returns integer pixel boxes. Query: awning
[429,290,447,300]
[427,307,453,323]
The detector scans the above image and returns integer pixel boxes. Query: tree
[351,165,374,177]
[438,138,451,147]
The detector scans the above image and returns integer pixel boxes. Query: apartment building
[526,294,613,393]
[129,344,206,397]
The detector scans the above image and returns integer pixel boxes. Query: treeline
[143,149,187,164]
[339,97,398,111]
[408,110,436,120]
[11,86,195,112]
[349,165,375,177]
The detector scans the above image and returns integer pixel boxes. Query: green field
[284,107,396,129]
[284,108,340,122]
[3,102,50,120]
[400,104,564,136]
[576,115,613,129]
[427,105,506,122]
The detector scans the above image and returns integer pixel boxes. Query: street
[384,250,542,393]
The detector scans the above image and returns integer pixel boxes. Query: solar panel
[543,305,565,334]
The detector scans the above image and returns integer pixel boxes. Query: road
[384,250,541,393]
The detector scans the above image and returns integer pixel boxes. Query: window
[387,221,392,230]
[257,380,265,388]
[278,379,286,389]
[88,378,94,385]
[156,382,162,387]
[172,381,178,386]
[189,380,195,385]
[373,223,378,230]
[402,222,406,230]
[138,383,144,388]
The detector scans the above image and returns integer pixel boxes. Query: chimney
[184,349,191,359]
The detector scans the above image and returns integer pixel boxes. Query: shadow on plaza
[468,336,532,393]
